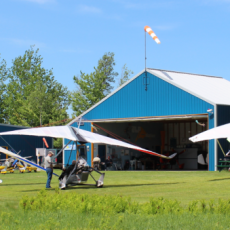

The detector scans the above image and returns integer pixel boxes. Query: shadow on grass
[15,182,184,192]
[208,177,230,182]
[65,182,184,190]
[19,188,55,192]
[0,183,44,186]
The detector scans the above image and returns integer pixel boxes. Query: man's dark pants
[46,167,53,188]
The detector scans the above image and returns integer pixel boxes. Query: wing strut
[0,136,17,153]
[54,140,72,159]
[77,117,82,135]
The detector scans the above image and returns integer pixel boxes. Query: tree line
[0,46,133,127]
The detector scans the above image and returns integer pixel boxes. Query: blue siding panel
[64,150,76,166]
[64,123,92,166]
[68,72,216,170]
[82,73,213,119]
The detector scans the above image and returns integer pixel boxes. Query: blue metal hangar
[66,68,230,171]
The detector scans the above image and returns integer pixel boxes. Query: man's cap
[48,151,54,156]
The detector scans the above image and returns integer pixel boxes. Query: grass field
[1,169,230,206]
[1,169,230,229]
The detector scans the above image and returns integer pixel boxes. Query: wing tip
[168,153,177,159]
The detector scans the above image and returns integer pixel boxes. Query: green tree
[71,52,118,116]
[4,46,70,127]
[72,68,107,116]
[118,64,134,87]
[53,138,63,149]
[0,56,8,123]
[97,52,118,95]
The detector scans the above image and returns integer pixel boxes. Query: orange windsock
[42,138,49,148]
[144,26,160,44]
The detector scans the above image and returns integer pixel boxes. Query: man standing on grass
[45,151,54,188]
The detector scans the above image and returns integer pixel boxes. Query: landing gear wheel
[96,181,103,188]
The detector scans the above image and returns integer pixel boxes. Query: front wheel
[96,181,103,188]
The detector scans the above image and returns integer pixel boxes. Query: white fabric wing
[0,126,77,141]
[189,123,230,142]
[74,128,176,159]
[0,126,177,159]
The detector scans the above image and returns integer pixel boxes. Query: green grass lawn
[1,169,230,208]
[1,170,230,229]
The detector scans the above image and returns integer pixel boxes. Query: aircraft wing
[0,156,32,161]
[73,128,176,159]
[0,147,59,177]
[0,126,177,159]
[189,123,230,142]
[0,126,78,141]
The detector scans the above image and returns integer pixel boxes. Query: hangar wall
[64,122,92,167]
[67,72,215,170]
[83,72,214,120]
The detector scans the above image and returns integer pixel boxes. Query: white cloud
[78,5,102,14]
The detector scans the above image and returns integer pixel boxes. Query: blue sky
[1,0,230,115]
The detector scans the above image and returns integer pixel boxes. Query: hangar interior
[92,116,208,171]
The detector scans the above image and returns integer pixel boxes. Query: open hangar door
[91,115,208,170]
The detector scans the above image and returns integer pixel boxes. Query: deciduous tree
[118,64,134,87]
[0,57,7,123]
[72,52,119,116]
[4,47,70,127]
[97,52,118,95]
[72,68,107,116]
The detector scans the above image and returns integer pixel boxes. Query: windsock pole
[144,30,148,90]
[144,25,160,90]
[145,29,146,72]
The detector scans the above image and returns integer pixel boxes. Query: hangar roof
[148,69,230,106]
[69,68,230,125]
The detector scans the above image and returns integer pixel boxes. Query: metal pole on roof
[144,30,148,91]
[145,30,146,72]
[144,26,160,91]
